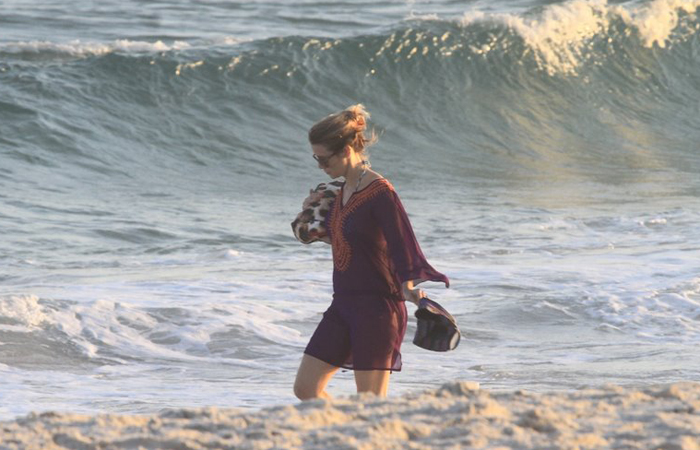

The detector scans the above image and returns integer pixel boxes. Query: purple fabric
[304,178,449,371]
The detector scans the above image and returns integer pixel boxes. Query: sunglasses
[313,152,338,168]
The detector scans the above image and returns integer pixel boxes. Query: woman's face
[312,144,345,178]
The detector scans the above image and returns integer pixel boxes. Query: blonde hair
[308,104,377,157]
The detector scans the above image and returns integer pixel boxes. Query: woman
[294,104,449,399]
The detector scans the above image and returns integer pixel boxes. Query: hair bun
[309,103,377,155]
[345,104,369,132]
[354,116,366,131]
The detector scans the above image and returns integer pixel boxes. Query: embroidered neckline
[331,178,393,272]
[340,177,386,209]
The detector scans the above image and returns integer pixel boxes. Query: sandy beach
[2,381,699,449]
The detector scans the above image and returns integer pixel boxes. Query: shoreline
[2,382,699,449]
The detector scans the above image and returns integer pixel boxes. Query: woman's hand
[402,280,425,305]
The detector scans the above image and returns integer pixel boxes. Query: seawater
[1,0,700,420]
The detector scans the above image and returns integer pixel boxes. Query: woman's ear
[344,145,353,157]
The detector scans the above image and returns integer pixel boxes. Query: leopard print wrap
[291,181,344,244]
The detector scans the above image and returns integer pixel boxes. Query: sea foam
[459,0,700,74]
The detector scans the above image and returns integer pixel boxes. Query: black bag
[413,297,461,352]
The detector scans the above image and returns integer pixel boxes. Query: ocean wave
[1,0,698,186]
[2,0,697,85]
[1,0,696,74]
[457,0,700,74]
[0,39,191,59]
[0,36,247,59]
[0,294,307,366]
[581,277,700,341]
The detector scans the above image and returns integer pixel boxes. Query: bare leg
[294,354,339,400]
[354,370,391,397]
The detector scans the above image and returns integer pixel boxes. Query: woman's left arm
[372,185,449,302]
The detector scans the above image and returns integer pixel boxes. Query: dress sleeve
[372,183,450,288]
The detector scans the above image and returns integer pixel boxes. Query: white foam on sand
[2,382,699,449]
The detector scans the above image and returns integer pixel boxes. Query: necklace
[353,166,367,194]
[343,161,368,206]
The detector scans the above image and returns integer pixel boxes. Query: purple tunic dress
[304,178,449,371]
